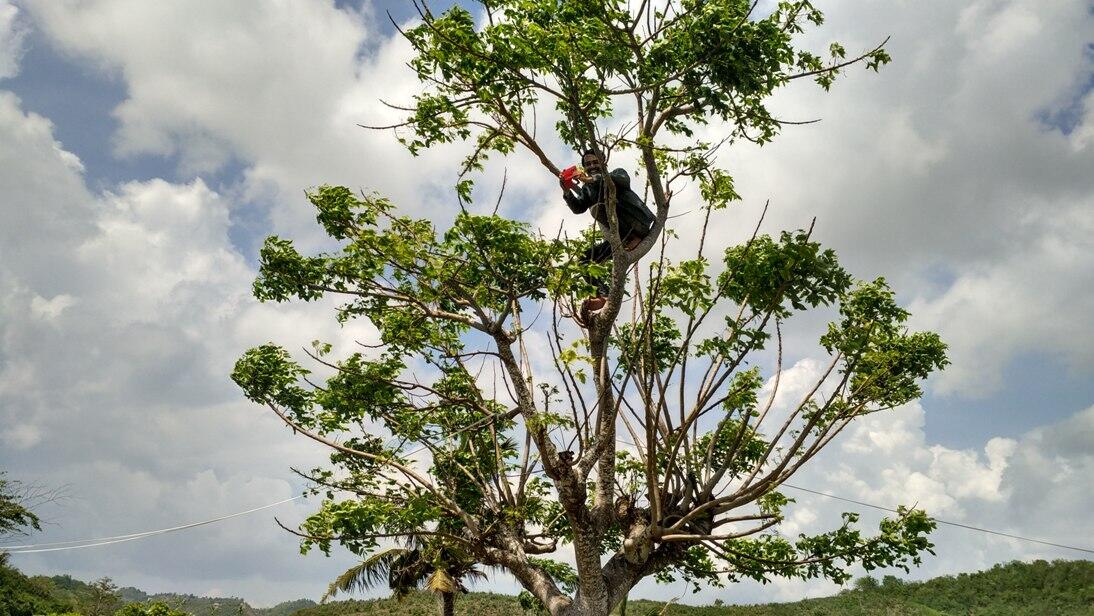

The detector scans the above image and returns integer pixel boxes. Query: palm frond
[392,549,431,600]
[426,569,458,595]
[460,567,488,587]
[400,534,426,551]
[321,547,409,603]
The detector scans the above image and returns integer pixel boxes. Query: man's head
[581,148,603,175]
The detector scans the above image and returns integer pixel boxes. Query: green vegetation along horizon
[1,557,1090,616]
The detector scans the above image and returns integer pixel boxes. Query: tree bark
[438,591,455,616]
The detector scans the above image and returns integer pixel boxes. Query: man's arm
[562,180,592,214]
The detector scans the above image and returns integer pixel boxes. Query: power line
[3,474,1088,557]
[781,483,1094,555]
[612,437,1093,554]
[0,495,303,554]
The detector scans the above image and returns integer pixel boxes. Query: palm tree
[323,538,486,616]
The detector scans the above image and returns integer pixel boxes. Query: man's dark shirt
[563,168,655,240]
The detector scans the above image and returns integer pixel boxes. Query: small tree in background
[84,578,122,616]
[232,2,945,615]
[323,536,487,616]
[115,602,189,616]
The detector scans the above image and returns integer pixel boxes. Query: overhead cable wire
[614,437,1092,554]
[0,495,303,554]
[8,459,1089,556]
[781,483,1094,555]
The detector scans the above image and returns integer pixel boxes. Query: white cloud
[0,0,26,79]
[818,402,1091,568]
[958,2,1043,59]
[676,0,1094,398]
[1070,89,1094,151]
[0,86,358,601]
[927,437,1015,502]
[30,293,76,321]
[1,423,41,450]
[530,0,1094,399]
[20,0,481,250]
[907,201,1094,395]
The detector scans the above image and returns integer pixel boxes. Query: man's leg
[623,224,651,250]
[579,232,647,322]
[579,239,612,319]
[585,239,613,296]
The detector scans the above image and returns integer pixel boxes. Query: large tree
[232,2,946,615]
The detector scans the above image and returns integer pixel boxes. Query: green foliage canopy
[232,3,943,616]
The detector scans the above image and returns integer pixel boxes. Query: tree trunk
[556,602,600,616]
[438,591,455,616]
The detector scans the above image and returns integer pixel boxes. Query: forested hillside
[0,560,314,616]
[1,558,1090,616]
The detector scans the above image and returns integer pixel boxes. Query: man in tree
[560,149,655,320]
[231,3,934,616]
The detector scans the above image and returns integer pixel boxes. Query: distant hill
[0,562,315,616]
[257,599,319,616]
[1,557,1090,616]
[618,558,1093,615]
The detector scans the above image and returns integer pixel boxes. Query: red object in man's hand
[560,165,578,190]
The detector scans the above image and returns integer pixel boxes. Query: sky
[0,0,1092,608]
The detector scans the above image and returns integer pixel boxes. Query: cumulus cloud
[19,0,496,250]
[820,403,1093,572]
[691,0,1094,396]
[0,88,359,601]
[0,0,26,80]
[908,201,1094,395]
